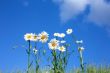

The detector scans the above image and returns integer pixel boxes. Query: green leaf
[29,61,33,68]
[26,49,29,54]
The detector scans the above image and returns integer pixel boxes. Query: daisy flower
[76,40,83,44]
[32,33,39,42]
[39,31,49,43]
[59,33,65,38]
[66,29,73,34]
[24,33,33,41]
[33,48,38,55]
[78,47,84,52]
[54,33,65,38]
[54,33,60,37]
[48,38,59,50]
[58,46,66,52]
[60,40,66,43]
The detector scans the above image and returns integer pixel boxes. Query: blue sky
[0,0,110,72]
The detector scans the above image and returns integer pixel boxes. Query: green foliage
[1,65,110,73]
[86,65,110,73]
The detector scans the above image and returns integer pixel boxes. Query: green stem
[53,50,57,73]
[27,40,31,73]
[71,33,85,72]
[71,34,77,43]
[35,60,39,73]
[79,51,84,73]
[35,42,39,73]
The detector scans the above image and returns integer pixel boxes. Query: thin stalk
[53,50,57,73]
[35,42,39,73]
[79,51,84,73]
[59,51,63,72]
[27,40,31,73]
[35,60,39,73]
[71,34,85,72]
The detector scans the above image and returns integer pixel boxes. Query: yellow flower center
[34,35,37,39]
[60,47,63,50]
[41,35,47,40]
[27,35,32,39]
[51,42,57,47]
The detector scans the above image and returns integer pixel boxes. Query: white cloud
[88,0,110,28]
[53,0,110,29]
[53,0,89,23]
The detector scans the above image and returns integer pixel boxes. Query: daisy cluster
[24,29,73,54]
[23,28,85,72]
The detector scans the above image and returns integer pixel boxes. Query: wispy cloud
[53,0,110,32]
[88,0,110,28]
[53,0,89,23]
[23,1,29,7]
